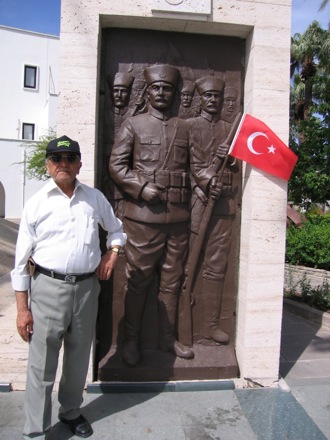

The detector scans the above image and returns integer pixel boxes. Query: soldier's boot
[158,292,194,359]
[122,293,146,367]
[203,279,230,344]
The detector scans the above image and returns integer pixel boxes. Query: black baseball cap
[46,135,81,157]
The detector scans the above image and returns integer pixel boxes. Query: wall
[285,264,330,292]
[0,139,46,219]
[57,0,292,385]
[0,26,59,140]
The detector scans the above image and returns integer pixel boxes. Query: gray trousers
[23,272,100,439]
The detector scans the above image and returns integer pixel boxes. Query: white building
[0,26,59,218]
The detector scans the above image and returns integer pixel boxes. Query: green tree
[289,21,330,209]
[20,130,56,180]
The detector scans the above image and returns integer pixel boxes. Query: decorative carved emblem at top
[152,0,211,15]
[165,0,184,5]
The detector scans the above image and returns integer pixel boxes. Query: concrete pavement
[0,217,329,439]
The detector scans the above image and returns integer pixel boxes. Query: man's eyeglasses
[48,154,80,164]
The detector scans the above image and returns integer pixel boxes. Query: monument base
[98,343,239,382]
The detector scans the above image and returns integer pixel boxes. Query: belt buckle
[65,275,76,283]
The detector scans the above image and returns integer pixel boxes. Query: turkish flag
[229,114,298,180]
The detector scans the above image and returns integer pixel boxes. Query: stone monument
[57,0,292,387]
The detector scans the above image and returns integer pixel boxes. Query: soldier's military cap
[113,72,134,88]
[196,76,224,95]
[181,80,195,94]
[224,86,238,98]
[144,64,180,87]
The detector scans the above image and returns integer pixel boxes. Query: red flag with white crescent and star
[228,114,298,180]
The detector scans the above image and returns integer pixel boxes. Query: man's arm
[96,247,121,281]
[109,118,149,199]
[16,291,33,342]
[189,120,216,194]
[96,191,127,280]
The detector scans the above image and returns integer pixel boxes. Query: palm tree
[289,20,330,209]
[291,21,330,121]
[318,0,329,31]
[319,0,328,12]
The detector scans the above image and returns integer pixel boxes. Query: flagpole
[227,101,250,155]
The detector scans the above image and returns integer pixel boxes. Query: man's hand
[96,250,120,281]
[216,144,229,159]
[16,291,33,342]
[209,177,224,200]
[140,183,166,205]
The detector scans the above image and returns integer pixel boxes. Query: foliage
[285,272,330,312]
[319,0,329,12]
[19,130,56,180]
[289,21,330,209]
[289,109,330,208]
[286,213,330,270]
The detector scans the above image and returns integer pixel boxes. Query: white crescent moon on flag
[247,132,268,155]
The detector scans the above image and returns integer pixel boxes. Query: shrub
[300,279,330,311]
[286,213,330,270]
[285,274,330,312]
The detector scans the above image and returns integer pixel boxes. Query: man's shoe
[122,339,140,366]
[161,339,194,359]
[206,327,230,344]
[172,340,194,358]
[59,415,93,438]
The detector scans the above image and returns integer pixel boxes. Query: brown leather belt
[36,265,94,283]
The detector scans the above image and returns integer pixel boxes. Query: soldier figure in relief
[178,80,197,120]
[189,76,239,345]
[102,72,135,218]
[221,86,239,124]
[109,64,194,366]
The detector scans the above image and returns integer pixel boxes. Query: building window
[24,65,37,89]
[22,123,35,140]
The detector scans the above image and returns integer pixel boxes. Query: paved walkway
[0,218,329,439]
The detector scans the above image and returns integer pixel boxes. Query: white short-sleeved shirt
[11,179,126,291]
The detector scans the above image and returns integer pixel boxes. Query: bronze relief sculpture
[98,28,243,380]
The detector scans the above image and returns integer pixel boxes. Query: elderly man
[109,64,194,366]
[189,76,239,345]
[12,135,126,439]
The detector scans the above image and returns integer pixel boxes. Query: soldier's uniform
[109,65,193,366]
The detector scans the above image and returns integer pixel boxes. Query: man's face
[223,95,237,115]
[46,153,82,188]
[147,81,176,110]
[200,90,222,115]
[112,86,130,108]
[181,92,193,108]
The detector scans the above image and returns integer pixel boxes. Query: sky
[0,0,61,36]
[0,0,329,36]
